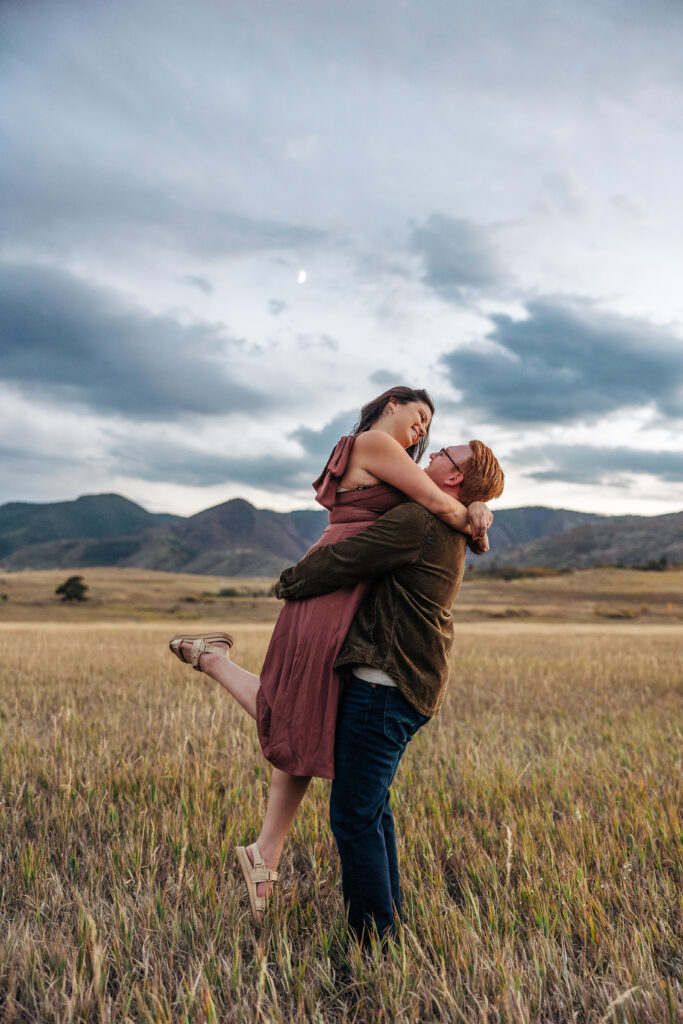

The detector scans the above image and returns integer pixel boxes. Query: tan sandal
[236,842,278,923]
[169,632,234,671]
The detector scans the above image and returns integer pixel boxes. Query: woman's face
[390,400,432,449]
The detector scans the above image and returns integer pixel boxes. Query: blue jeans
[330,676,430,942]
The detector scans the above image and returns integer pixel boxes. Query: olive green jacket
[274,502,467,717]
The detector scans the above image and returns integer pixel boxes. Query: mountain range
[0,493,680,575]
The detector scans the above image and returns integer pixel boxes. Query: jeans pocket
[383,689,429,748]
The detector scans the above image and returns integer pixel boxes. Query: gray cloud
[369,370,397,387]
[106,409,359,491]
[1,172,324,261]
[295,333,339,352]
[110,443,314,492]
[183,275,213,294]
[3,0,682,273]
[367,372,436,397]
[2,0,683,515]
[442,297,683,424]
[509,444,683,485]
[540,171,588,216]
[290,410,357,462]
[1,5,326,262]
[0,439,104,506]
[0,264,262,420]
[611,194,648,220]
[0,444,82,475]
[410,215,506,299]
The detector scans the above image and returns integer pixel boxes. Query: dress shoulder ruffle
[312,435,357,510]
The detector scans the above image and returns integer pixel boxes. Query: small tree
[56,575,88,602]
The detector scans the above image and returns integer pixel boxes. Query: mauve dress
[256,435,406,779]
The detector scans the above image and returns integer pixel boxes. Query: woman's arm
[352,431,472,532]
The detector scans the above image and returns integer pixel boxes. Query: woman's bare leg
[247,768,311,897]
[179,641,259,719]
[177,642,311,896]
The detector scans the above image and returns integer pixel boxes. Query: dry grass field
[0,569,280,624]
[1,565,682,624]
[0,569,682,1021]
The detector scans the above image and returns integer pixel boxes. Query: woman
[169,387,485,921]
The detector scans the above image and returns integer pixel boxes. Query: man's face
[425,444,473,487]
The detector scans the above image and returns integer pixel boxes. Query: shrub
[487,608,533,619]
[633,557,669,572]
[55,576,88,603]
[475,564,572,580]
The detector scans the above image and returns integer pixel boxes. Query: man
[275,440,504,943]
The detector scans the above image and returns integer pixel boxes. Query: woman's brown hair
[353,386,435,462]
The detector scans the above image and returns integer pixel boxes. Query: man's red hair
[459,439,504,504]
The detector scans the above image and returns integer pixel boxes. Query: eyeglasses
[438,448,464,474]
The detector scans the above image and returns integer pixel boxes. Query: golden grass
[1,565,682,624]
[1,619,681,1021]
[0,569,279,623]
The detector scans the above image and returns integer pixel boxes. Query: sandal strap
[169,633,234,668]
[169,638,188,663]
[248,865,278,883]
[190,639,228,670]
[191,638,208,669]
[249,843,278,883]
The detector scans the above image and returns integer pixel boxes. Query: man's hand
[468,501,493,541]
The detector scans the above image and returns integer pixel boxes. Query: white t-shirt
[352,664,397,687]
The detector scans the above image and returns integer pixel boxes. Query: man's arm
[275,503,428,601]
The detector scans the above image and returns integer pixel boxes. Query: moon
[297,269,307,284]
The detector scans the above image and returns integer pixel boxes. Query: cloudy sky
[2,0,683,517]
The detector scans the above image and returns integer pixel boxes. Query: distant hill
[486,506,604,552]
[479,511,683,570]
[0,494,327,575]
[0,494,178,566]
[127,499,330,576]
[0,493,680,575]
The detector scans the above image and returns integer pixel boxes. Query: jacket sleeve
[275,503,428,600]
